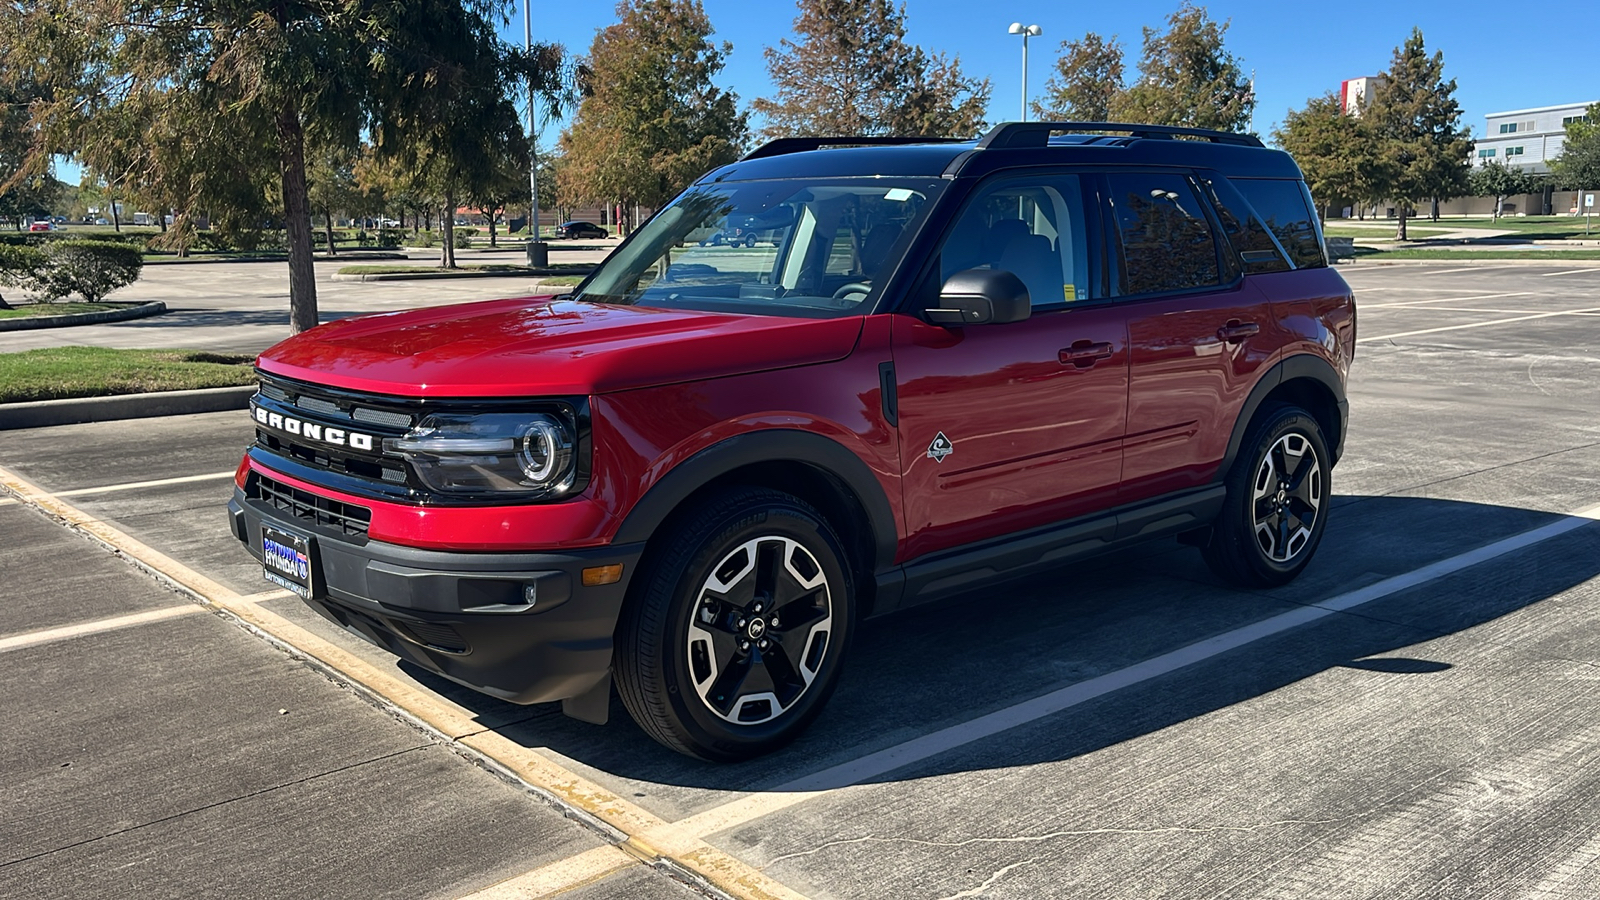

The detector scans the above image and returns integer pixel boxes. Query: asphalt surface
[0,243,619,355]
[3,261,1600,898]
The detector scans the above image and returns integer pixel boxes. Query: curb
[0,300,166,332]
[0,384,256,430]
[1345,258,1600,268]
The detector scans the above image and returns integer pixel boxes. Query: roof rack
[742,135,968,161]
[977,122,1264,150]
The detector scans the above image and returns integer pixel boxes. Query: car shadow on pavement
[401,495,1600,794]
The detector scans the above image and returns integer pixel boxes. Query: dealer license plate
[261,525,315,598]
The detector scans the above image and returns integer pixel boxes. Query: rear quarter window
[1230,178,1327,269]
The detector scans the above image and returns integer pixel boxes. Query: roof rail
[742,135,968,161]
[977,122,1264,150]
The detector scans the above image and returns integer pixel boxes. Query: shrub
[376,228,405,247]
[0,243,48,301]
[33,240,145,302]
[412,230,437,247]
[453,228,475,249]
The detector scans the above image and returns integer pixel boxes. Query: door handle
[1217,320,1260,343]
[1059,341,1114,368]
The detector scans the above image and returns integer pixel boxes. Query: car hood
[255,296,865,397]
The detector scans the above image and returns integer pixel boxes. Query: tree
[752,0,989,139]
[1550,103,1600,201]
[9,0,569,330]
[1469,160,1537,220]
[1114,2,1254,133]
[561,0,747,234]
[1274,92,1378,219]
[1365,29,1472,240]
[1033,33,1126,123]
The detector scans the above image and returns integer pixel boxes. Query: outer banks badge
[926,431,954,463]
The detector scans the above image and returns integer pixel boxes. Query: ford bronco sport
[230,122,1355,761]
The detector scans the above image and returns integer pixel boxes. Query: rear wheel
[1202,405,1331,588]
[615,487,854,761]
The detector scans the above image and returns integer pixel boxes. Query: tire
[615,487,855,761]
[1202,404,1332,588]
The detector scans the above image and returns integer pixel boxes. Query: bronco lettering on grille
[253,405,375,451]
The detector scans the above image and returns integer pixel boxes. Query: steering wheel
[831,282,872,303]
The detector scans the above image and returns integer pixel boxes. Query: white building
[1339,76,1381,116]
[1472,101,1596,174]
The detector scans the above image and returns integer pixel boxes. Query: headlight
[386,412,577,498]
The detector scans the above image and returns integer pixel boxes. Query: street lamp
[1008,22,1042,122]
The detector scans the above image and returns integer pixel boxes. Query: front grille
[251,473,372,538]
[252,373,416,495]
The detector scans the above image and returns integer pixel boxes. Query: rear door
[1102,170,1276,504]
[892,173,1129,561]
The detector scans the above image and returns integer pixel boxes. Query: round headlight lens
[517,420,563,483]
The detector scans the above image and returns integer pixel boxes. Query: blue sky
[52,0,1600,184]
[511,0,1599,146]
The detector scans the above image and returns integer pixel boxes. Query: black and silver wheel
[1202,405,1331,588]
[615,488,853,761]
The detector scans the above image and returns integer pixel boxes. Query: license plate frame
[261,524,317,599]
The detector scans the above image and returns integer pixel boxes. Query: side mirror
[927,269,1031,326]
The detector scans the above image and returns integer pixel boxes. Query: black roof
[703,122,1303,184]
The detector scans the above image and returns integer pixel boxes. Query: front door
[892,174,1129,562]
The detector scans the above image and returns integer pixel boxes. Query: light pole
[1008,22,1041,122]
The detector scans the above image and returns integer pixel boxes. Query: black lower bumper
[229,487,643,705]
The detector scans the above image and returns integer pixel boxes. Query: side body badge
[926,431,954,463]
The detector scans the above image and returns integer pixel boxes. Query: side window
[938,175,1091,309]
[1231,178,1328,269]
[1199,176,1292,275]
[1105,173,1222,296]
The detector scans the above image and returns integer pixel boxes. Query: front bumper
[229,486,643,705]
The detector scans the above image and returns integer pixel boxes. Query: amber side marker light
[582,564,623,586]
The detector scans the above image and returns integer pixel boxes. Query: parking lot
[3,261,1600,899]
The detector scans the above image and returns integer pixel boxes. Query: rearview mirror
[927,269,1031,326]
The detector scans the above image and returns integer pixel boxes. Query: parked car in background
[27,221,53,232]
[559,221,609,240]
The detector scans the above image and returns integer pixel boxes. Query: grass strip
[1352,247,1600,261]
[0,347,257,403]
[0,302,119,320]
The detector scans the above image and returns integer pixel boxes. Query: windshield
[573,178,945,317]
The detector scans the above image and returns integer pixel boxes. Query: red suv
[230,123,1355,761]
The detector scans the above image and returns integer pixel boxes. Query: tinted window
[1231,178,1327,269]
[1105,173,1221,295]
[939,175,1092,309]
[1199,176,1291,275]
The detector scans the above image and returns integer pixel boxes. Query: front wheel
[1202,405,1331,588]
[615,488,854,761]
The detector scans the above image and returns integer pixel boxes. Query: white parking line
[659,501,1600,836]
[1418,265,1529,277]
[0,605,206,654]
[54,471,236,498]
[1360,307,1600,342]
[1358,291,1535,310]
[1540,269,1600,277]
[458,845,637,899]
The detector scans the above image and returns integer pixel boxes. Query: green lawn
[0,302,118,319]
[1353,247,1600,261]
[1431,216,1600,239]
[0,347,257,403]
[1323,226,1450,239]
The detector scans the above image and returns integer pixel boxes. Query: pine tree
[560,0,747,233]
[1115,2,1254,133]
[752,0,990,139]
[1032,33,1126,123]
[1365,29,1472,240]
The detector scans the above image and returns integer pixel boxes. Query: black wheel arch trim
[611,429,900,576]
[1221,354,1348,478]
